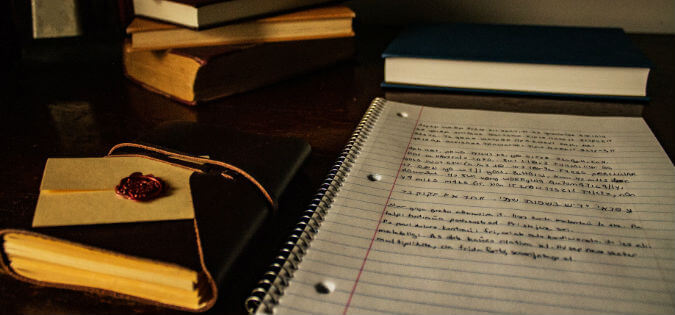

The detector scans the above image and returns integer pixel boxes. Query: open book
[247,98,675,314]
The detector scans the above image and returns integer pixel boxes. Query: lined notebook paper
[258,99,675,314]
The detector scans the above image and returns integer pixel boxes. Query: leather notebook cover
[0,121,310,312]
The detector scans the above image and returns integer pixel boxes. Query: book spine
[245,98,387,314]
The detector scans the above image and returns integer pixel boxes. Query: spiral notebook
[247,98,675,314]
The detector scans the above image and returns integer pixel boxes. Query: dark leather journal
[0,121,310,312]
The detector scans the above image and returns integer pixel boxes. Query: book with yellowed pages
[0,122,310,312]
[132,0,334,29]
[246,98,675,314]
[126,6,355,51]
[123,37,355,105]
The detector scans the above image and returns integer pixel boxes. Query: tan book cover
[126,6,355,51]
[123,37,355,105]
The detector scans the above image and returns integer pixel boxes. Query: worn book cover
[123,37,355,105]
[132,0,335,29]
[126,6,355,51]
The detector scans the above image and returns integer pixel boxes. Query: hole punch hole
[397,112,409,118]
[368,174,382,181]
[315,281,335,294]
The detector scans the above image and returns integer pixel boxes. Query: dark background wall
[345,0,675,33]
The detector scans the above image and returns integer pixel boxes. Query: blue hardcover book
[382,24,651,100]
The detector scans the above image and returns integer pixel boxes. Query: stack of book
[123,0,355,105]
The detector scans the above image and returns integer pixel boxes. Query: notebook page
[270,100,675,315]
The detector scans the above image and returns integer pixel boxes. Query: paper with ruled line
[267,100,675,315]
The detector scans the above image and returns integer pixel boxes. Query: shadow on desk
[385,90,644,116]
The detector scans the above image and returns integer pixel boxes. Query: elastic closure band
[108,143,275,209]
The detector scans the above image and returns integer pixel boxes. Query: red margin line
[342,106,424,315]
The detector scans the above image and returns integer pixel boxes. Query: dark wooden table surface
[0,26,673,315]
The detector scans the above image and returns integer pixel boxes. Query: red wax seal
[115,172,164,201]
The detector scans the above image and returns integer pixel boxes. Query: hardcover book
[123,37,355,105]
[0,122,311,312]
[132,0,334,29]
[126,6,355,51]
[382,24,651,100]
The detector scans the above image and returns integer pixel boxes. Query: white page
[268,99,675,315]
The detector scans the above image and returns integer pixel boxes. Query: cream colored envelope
[33,156,194,227]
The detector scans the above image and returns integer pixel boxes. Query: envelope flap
[33,157,195,227]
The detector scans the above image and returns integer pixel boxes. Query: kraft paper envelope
[33,157,194,227]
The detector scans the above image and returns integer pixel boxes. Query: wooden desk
[1,27,673,314]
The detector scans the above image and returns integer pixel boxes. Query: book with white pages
[246,98,675,315]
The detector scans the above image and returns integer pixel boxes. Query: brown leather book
[0,121,311,312]
[123,37,355,105]
[126,6,355,51]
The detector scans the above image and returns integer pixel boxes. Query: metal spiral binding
[245,98,387,314]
